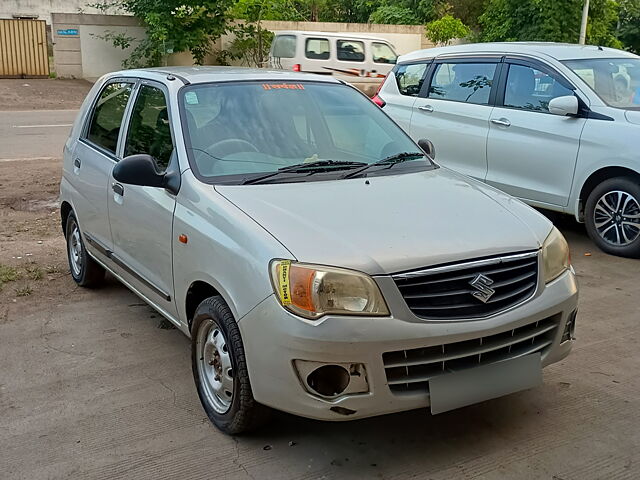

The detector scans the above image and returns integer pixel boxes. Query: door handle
[112,182,124,196]
[491,118,511,127]
[73,158,81,168]
[417,104,434,112]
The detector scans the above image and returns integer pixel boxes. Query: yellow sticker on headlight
[278,260,292,305]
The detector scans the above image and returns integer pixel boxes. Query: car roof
[274,30,390,43]
[399,42,639,63]
[107,66,343,85]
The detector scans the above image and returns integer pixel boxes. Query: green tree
[90,0,232,67]
[479,0,621,47]
[618,0,640,52]
[425,14,470,45]
[369,5,420,24]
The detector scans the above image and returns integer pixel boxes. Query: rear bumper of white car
[239,270,578,421]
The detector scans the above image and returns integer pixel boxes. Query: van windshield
[563,57,640,109]
[180,81,431,184]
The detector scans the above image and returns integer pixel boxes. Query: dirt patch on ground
[0,158,75,317]
[0,79,93,111]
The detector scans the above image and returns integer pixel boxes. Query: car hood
[215,168,553,275]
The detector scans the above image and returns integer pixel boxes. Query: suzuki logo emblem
[469,274,495,303]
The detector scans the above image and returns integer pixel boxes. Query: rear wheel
[585,177,640,258]
[191,296,271,435]
[65,212,105,287]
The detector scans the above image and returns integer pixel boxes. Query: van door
[485,60,586,207]
[410,59,499,181]
[302,36,331,74]
[72,80,134,258]
[107,81,179,319]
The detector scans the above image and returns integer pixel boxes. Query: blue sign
[57,29,78,36]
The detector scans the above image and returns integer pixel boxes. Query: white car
[375,42,640,258]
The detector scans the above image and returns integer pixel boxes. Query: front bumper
[238,269,578,421]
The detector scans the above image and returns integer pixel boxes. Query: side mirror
[418,138,436,159]
[548,95,578,116]
[113,154,165,188]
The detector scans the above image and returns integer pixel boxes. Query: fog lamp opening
[307,365,350,397]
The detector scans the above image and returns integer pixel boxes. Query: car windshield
[180,81,430,184]
[563,57,640,109]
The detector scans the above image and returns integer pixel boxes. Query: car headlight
[270,260,389,319]
[542,227,570,283]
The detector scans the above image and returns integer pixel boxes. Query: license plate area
[429,353,542,414]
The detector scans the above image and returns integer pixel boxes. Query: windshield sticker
[278,261,292,305]
[262,83,305,91]
[185,91,199,104]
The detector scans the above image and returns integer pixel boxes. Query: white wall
[80,25,145,80]
[0,1,125,25]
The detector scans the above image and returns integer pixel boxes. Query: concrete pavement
[0,110,77,160]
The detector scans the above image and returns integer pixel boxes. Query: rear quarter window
[394,63,428,96]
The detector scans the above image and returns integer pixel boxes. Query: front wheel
[585,177,640,258]
[191,296,271,435]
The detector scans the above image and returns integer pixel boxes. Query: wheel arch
[185,280,225,333]
[577,166,640,222]
[60,201,73,237]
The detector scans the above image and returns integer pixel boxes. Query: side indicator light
[178,234,188,244]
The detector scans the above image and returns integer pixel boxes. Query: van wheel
[585,177,640,258]
[65,212,105,287]
[191,296,271,435]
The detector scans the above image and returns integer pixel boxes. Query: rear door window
[305,38,330,60]
[271,35,296,58]
[394,63,428,96]
[86,82,133,154]
[372,42,397,64]
[337,40,365,62]
[428,62,498,105]
[124,84,174,171]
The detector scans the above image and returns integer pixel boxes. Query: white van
[268,30,398,95]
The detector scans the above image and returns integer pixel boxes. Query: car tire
[191,296,271,435]
[65,212,105,287]
[585,177,640,258]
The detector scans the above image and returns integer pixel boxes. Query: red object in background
[292,64,301,72]
[371,75,387,107]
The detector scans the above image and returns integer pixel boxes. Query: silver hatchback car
[60,67,578,434]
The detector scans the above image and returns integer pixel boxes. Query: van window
[86,82,133,154]
[337,40,365,62]
[272,35,296,58]
[372,42,397,64]
[428,62,497,105]
[394,63,428,96]
[305,38,330,60]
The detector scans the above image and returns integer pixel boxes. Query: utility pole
[579,0,590,44]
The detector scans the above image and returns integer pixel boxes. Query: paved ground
[0,110,78,160]
[1,105,639,480]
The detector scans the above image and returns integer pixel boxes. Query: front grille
[383,315,559,393]
[393,252,539,320]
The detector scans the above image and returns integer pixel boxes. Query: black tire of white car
[65,212,105,287]
[191,296,271,435]
[585,177,640,258]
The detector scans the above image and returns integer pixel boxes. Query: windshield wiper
[242,160,366,185]
[341,152,426,180]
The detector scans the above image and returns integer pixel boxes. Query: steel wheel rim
[594,190,640,246]
[196,319,234,414]
[68,221,83,276]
